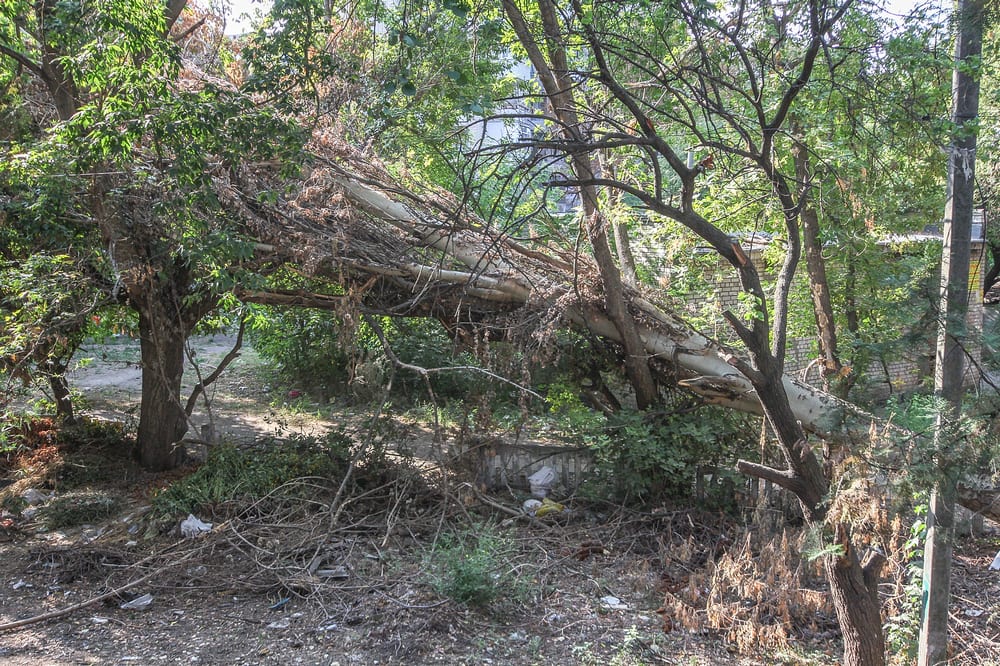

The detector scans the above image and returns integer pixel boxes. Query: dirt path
[2,337,995,665]
[69,335,337,445]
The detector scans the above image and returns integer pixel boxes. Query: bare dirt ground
[0,337,997,665]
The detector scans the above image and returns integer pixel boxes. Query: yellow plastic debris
[533,498,565,517]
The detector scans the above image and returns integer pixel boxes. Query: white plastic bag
[527,466,556,498]
[180,514,213,538]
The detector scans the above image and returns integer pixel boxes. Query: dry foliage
[659,529,838,654]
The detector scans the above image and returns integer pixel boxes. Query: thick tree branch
[0,42,45,80]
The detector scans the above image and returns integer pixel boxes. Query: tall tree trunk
[135,288,190,471]
[920,1,983,662]
[793,140,849,397]
[826,524,887,666]
[48,372,75,424]
[503,0,658,409]
[612,218,638,286]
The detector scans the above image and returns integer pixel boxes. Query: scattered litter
[186,565,208,577]
[989,550,1000,570]
[180,514,213,538]
[315,566,350,579]
[600,595,629,610]
[535,498,565,517]
[11,579,30,590]
[523,497,565,517]
[317,623,339,632]
[267,617,291,630]
[269,597,291,611]
[91,616,110,624]
[120,593,153,610]
[964,609,985,617]
[508,630,527,642]
[528,466,556,498]
[522,499,542,515]
[82,526,106,543]
[22,489,49,506]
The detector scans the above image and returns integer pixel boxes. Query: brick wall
[676,241,985,399]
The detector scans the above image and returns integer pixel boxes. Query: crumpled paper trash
[22,489,50,506]
[180,514,213,538]
[600,595,629,610]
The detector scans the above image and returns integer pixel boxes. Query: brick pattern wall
[678,242,985,398]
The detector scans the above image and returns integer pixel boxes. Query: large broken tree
[222,135,1000,527]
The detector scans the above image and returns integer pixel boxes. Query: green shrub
[151,432,351,517]
[248,305,493,403]
[426,523,524,607]
[247,305,351,391]
[582,403,757,505]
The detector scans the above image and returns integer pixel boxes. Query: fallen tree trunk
[226,144,1000,522]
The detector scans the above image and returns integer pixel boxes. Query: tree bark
[503,0,658,409]
[793,139,849,397]
[135,287,190,472]
[48,372,75,424]
[920,2,983,662]
[826,524,887,666]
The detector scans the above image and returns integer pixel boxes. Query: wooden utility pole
[918,0,983,663]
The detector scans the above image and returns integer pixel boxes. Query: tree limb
[184,317,246,417]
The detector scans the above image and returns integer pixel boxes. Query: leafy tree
[0,0,319,469]
[490,1,936,663]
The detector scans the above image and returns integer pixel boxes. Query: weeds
[425,523,525,608]
[151,432,351,517]
[39,491,123,529]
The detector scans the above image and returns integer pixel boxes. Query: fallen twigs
[0,541,194,633]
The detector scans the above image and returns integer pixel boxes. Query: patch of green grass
[39,492,123,529]
[151,432,351,517]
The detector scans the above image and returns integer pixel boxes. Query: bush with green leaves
[376,317,485,400]
[573,399,757,505]
[151,432,351,517]
[247,305,351,392]
[425,523,525,608]
[884,508,927,662]
[249,301,500,403]
[879,392,1000,501]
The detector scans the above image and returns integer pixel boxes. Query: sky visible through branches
[221,0,940,35]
